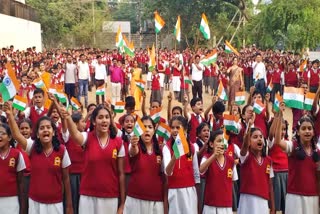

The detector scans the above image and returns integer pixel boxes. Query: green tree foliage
[26,0,110,48]
[245,0,320,50]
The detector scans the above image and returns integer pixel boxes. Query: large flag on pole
[123,34,135,57]
[174,16,181,42]
[148,44,156,72]
[200,49,217,66]
[115,26,124,48]
[199,13,210,40]
[154,11,165,34]
[225,41,240,56]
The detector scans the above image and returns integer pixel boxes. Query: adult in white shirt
[191,55,205,100]
[77,54,90,108]
[64,54,78,99]
[252,53,267,97]
[93,55,107,104]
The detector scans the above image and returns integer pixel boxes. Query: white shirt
[191,63,204,81]
[0,148,26,172]
[77,61,90,80]
[23,106,44,119]
[65,63,77,84]
[252,61,267,82]
[94,63,107,81]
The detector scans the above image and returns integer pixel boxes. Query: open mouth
[257,142,263,147]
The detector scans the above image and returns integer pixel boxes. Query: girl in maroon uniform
[0,123,26,214]
[274,114,320,214]
[200,129,238,214]
[5,102,73,214]
[64,104,125,214]
[124,116,166,214]
[238,121,275,214]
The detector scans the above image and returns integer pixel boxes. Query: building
[0,0,42,50]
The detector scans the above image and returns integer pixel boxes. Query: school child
[0,123,26,214]
[150,69,161,104]
[203,66,210,93]
[5,103,73,214]
[284,62,299,88]
[179,63,190,103]
[63,105,125,214]
[84,103,97,132]
[23,88,48,130]
[199,129,238,214]
[268,109,289,213]
[312,86,320,146]
[62,112,86,214]
[119,113,136,188]
[164,58,171,91]
[124,116,166,214]
[118,96,136,126]
[204,97,225,132]
[209,63,219,96]
[270,62,283,100]
[167,92,183,121]
[274,114,320,214]
[163,116,200,214]
[238,123,275,214]
[183,97,205,144]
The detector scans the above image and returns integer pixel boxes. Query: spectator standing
[77,54,90,108]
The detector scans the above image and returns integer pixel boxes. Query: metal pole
[216,10,239,46]
[92,0,96,46]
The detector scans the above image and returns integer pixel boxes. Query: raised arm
[204,96,217,121]
[60,107,84,146]
[247,86,256,105]
[167,92,173,121]
[4,102,27,150]
[141,91,147,117]
[274,110,287,151]
[128,135,139,157]
[183,95,190,120]
[240,115,254,156]
[265,93,270,122]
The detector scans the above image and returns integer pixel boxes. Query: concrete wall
[0,13,41,51]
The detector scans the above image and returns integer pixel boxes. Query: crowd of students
[0,45,320,214]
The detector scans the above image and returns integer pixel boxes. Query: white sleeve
[162,145,173,176]
[270,165,274,178]
[239,151,249,164]
[81,132,88,146]
[62,130,70,143]
[280,72,285,85]
[118,143,125,158]
[200,156,208,175]
[16,152,26,172]
[234,144,241,159]
[192,151,200,184]
[232,164,238,181]
[286,140,293,154]
[25,139,34,155]
[62,149,71,168]
[268,138,274,149]
[116,129,122,138]
[194,143,199,152]
[23,107,31,119]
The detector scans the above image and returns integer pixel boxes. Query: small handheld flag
[217,81,228,101]
[225,41,240,56]
[172,128,189,158]
[150,107,161,123]
[235,91,246,105]
[133,116,146,137]
[273,93,283,112]
[253,100,265,114]
[200,50,218,66]
[156,122,171,141]
[304,92,315,111]
[114,101,125,113]
[12,95,28,111]
[283,87,304,110]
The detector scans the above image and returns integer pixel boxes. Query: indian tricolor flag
[235,91,246,105]
[217,81,228,101]
[12,95,27,111]
[200,50,217,66]
[273,93,282,112]
[56,90,68,104]
[135,80,146,91]
[223,129,229,149]
[199,13,210,40]
[173,128,189,159]
[70,97,81,110]
[150,107,161,123]
[96,85,105,96]
[123,34,135,57]
[253,100,265,114]
[225,40,240,56]
[304,92,316,111]
[283,87,304,110]
[115,25,124,48]
[148,44,156,72]
[114,101,125,113]
[0,75,17,102]
[299,60,307,72]
[32,77,45,89]
[223,114,239,133]
[174,16,181,42]
[156,122,171,141]
[266,81,273,93]
[154,11,165,34]
[184,76,192,85]
[133,116,146,137]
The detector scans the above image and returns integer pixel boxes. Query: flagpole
[156,33,158,70]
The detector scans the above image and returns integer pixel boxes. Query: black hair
[249,127,267,157]
[33,88,45,96]
[71,112,83,123]
[169,116,192,158]
[34,116,60,154]
[151,99,162,106]
[0,123,16,148]
[18,119,32,129]
[172,106,183,115]
[252,90,264,103]
[294,116,319,162]
[212,101,225,114]
[207,129,223,153]
[89,105,117,139]
[125,96,135,108]
[190,97,202,107]
[139,116,161,156]
[86,103,97,112]
[0,115,7,124]
[121,114,136,143]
